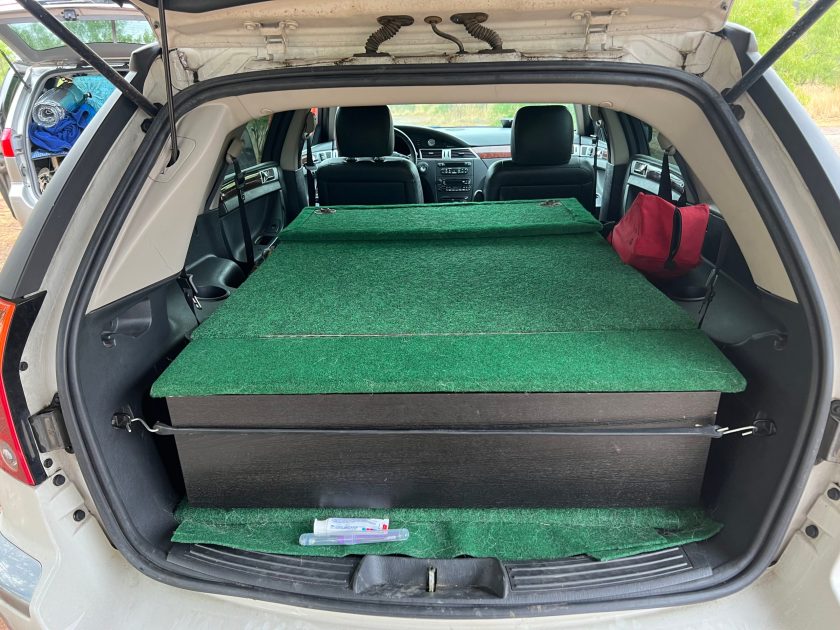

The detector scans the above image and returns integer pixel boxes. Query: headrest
[335,106,394,158]
[511,106,574,166]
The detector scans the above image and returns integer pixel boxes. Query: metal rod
[15,0,158,116]
[0,49,29,91]
[147,422,725,439]
[157,0,179,165]
[725,0,838,103]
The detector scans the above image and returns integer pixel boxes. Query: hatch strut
[15,0,157,117]
[0,49,29,92]
[157,0,179,164]
[724,0,837,104]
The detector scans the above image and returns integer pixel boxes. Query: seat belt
[225,138,255,272]
[303,111,317,206]
[698,226,731,329]
[176,268,202,323]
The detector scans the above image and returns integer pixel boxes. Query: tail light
[0,298,40,485]
[1,128,14,158]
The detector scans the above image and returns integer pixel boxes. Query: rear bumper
[0,530,40,615]
[1,464,839,628]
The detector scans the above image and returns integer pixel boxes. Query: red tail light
[0,299,34,485]
[1,128,14,158]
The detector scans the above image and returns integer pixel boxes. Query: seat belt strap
[231,157,255,271]
[591,128,599,215]
[305,134,316,206]
[176,268,202,322]
[698,226,731,329]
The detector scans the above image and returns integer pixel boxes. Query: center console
[418,148,486,202]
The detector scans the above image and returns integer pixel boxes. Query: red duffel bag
[609,156,710,279]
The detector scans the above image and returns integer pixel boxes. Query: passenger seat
[483,106,595,212]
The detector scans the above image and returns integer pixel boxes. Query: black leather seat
[316,106,423,206]
[483,106,595,211]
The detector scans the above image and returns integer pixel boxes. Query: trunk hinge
[724,0,837,108]
[29,395,72,453]
[571,8,628,53]
[244,21,299,60]
[16,0,158,118]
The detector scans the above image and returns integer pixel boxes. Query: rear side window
[225,116,271,173]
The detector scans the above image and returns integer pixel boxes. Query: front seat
[316,106,423,206]
[483,106,595,212]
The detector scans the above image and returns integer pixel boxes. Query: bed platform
[153,199,745,509]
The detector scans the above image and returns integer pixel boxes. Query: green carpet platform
[155,199,745,516]
[173,504,722,562]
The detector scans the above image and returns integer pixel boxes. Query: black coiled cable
[461,16,503,50]
[364,16,414,54]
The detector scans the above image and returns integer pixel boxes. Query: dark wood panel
[167,391,721,430]
[176,432,710,508]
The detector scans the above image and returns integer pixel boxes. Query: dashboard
[311,124,605,204]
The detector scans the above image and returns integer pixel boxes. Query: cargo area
[139,197,743,561]
[56,83,824,613]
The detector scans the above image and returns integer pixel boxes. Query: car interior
[61,85,819,613]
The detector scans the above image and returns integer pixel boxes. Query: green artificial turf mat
[280,198,601,241]
[172,503,722,562]
[151,329,746,397]
[191,233,696,341]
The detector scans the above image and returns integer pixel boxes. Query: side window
[642,125,668,161]
[226,115,271,174]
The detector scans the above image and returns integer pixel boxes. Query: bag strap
[664,206,683,271]
[657,151,672,200]
[658,151,682,271]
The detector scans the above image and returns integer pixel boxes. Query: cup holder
[665,285,708,302]
[195,285,229,301]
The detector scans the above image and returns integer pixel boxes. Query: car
[0,0,154,224]
[1,0,840,627]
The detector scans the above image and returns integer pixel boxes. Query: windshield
[389,103,577,129]
[9,19,154,51]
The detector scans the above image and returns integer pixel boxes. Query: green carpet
[280,198,601,241]
[191,234,695,340]
[152,330,745,397]
[152,198,746,397]
[172,503,722,561]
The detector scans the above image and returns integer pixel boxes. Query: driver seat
[316,106,423,206]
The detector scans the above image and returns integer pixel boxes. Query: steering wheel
[393,128,418,163]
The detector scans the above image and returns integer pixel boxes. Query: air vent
[420,149,443,159]
[450,148,477,159]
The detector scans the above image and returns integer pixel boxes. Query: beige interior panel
[90,82,795,310]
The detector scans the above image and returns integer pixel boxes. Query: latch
[29,395,72,453]
[244,20,299,60]
[717,417,777,438]
[571,8,628,52]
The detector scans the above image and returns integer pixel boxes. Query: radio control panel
[435,161,473,201]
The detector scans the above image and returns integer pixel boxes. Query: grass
[731,0,840,123]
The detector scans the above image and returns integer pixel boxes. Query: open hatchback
[1,0,839,624]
